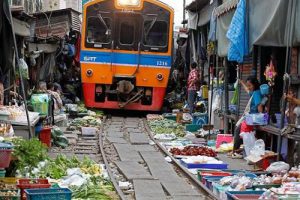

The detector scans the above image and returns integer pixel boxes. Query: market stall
[146,113,300,200]
[0,106,40,139]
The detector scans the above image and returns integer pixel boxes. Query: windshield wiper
[145,15,157,42]
[97,13,110,34]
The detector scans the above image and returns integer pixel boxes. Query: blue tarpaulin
[226,0,249,63]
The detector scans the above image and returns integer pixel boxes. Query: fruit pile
[170,146,217,157]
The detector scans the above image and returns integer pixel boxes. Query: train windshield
[143,20,168,47]
[86,15,112,45]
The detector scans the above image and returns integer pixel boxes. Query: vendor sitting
[47,83,63,114]
[231,76,263,159]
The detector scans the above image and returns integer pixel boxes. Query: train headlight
[86,69,93,77]
[117,0,141,6]
[157,73,164,81]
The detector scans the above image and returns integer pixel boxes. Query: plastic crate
[17,179,50,200]
[0,150,12,169]
[0,178,18,185]
[252,184,281,190]
[226,190,265,200]
[212,183,229,200]
[197,171,232,182]
[163,114,177,121]
[25,188,71,200]
[181,159,228,169]
[204,176,225,191]
[38,128,51,148]
[192,114,208,126]
[0,170,5,178]
[186,124,201,132]
[0,189,20,200]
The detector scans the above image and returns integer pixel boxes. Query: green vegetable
[149,119,186,137]
[71,181,115,200]
[11,138,48,176]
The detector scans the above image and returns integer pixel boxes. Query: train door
[113,12,143,76]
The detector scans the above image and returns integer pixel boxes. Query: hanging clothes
[208,8,217,41]
[226,0,249,63]
[0,1,14,83]
[74,34,81,63]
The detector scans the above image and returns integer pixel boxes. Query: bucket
[39,128,52,148]
[260,84,270,95]
[201,85,208,99]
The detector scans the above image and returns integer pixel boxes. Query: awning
[216,10,235,57]
[214,0,239,56]
[13,18,31,37]
[186,0,210,12]
[249,0,300,47]
[198,0,218,27]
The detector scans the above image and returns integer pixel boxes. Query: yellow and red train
[80,0,174,111]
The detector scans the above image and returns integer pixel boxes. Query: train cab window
[143,20,168,50]
[86,16,112,48]
[119,21,135,45]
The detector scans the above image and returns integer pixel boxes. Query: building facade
[41,0,82,12]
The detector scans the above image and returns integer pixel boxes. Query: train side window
[86,16,112,47]
[119,21,135,45]
[143,20,168,48]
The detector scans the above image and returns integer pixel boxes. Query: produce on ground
[149,119,185,137]
[0,182,16,190]
[0,190,18,197]
[69,116,102,130]
[10,138,48,177]
[36,154,101,179]
[170,146,217,157]
[71,179,116,200]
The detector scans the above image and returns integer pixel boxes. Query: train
[80,0,174,111]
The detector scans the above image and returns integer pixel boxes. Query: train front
[80,0,173,111]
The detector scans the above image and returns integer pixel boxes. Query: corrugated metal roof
[215,0,239,17]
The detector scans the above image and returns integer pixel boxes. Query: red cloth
[241,121,254,133]
[187,69,199,91]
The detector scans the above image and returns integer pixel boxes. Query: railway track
[99,115,218,200]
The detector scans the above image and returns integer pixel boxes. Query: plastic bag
[19,58,29,79]
[240,131,256,156]
[266,161,290,174]
[212,92,221,112]
[250,139,265,157]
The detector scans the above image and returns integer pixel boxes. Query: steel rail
[98,117,127,200]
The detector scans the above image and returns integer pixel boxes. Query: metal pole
[7,1,33,138]
[224,58,229,133]
[278,0,296,161]
[183,0,186,27]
